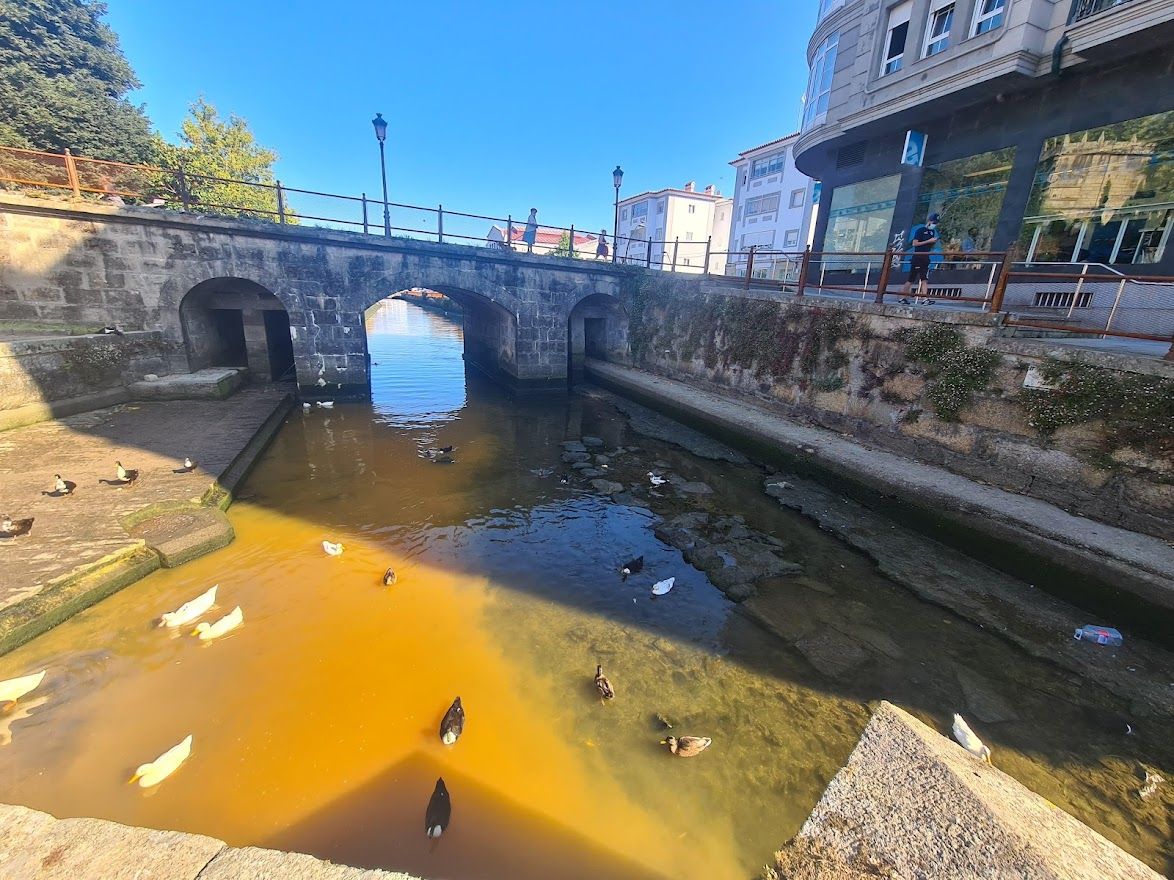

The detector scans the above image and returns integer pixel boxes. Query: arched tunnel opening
[567,293,629,386]
[179,278,295,383]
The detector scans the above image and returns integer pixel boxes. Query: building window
[825,174,901,253]
[621,208,628,220]
[881,1,911,75]
[789,188,805,208]
[685,231,694,241]
[631,201,648,220]
[818,0,844,20]
[1018,109,1174,265]
[784,229,800,248]
[802,33,839,132]
[750,152,786,178]
[914,148,1014,261]
[971,0,1005,35]
[687,204,696,214]
[656,200,664,214]
[746,193,781,216]
[923,1,954,57]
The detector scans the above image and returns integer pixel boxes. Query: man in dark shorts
[900,212,940,304]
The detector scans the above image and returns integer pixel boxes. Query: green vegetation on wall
[898,325,1000,421]
[1019,360,1174,456]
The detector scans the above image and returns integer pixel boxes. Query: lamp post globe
[372,113,391,236]
[612,165,623,264]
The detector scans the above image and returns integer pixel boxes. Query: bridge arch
[567,292,629,384]
[179,277,295,382]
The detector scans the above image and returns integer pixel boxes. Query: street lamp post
[372,113,391,237]
[612,165,623,264]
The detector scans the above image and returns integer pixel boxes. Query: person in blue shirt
[900,212,941,304]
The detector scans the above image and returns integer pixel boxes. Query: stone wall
[624,277,1173,538]
[0,196,627,398]
[0,331,169,413]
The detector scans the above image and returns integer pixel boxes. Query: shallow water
[0,299,1169,878]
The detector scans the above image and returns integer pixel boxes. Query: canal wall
[0,331,172,430]
[620,278,1173,539]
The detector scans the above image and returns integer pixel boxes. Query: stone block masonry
[0,195,627,399]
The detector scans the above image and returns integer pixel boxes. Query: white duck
[651,577,675,596]
[194,606,243,641]
[316,401,334,409]
[131,734,193,787]
[323,540,344,556]
[952,713,992,762]
[159,585,217,628]
[0,670,46,705]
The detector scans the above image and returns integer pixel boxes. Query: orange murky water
[0,300,1170,878]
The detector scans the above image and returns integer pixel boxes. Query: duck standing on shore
[952,713,992,762]
[44,474,76,497]
[1,515,34,538]
[439,697,465,745]
[174,457,198,474]
[100,461,138,486]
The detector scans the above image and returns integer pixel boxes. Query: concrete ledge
[0,803,419,880]
[122,501,235,569]
[773,702,1162,879]
[0,544,162,657]
[586,360,1174,617]
[128,368,247,401]
[0,387,129,433]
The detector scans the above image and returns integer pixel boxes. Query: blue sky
[104,0,816,237]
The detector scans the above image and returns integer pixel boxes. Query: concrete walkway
[0,803,418,879]
[773,702,1162,879]
[586,361,1174,611]
[0,388,291,651]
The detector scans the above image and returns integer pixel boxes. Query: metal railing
[1070,0,1134,23]
[1,145,1171,355]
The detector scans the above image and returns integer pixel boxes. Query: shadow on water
[1,299,1170,876]
[263,754,666,880]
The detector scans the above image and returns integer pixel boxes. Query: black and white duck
[439,697,465,745]
[425,777,451,838]
[0,515,34,538]
[620,555,644,581]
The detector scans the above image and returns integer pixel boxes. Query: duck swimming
[620,555,644,581]
[425,777,451,838]
[322,540,344,556]
[159,585,217,628]
[662,735,711,757]
[594,664,615,700]
[439,697,465,745]
[193,606,243,641]
[383,568,397,586]
[0,670,46,707]
[0,515,34,538]
[131,734,192,788]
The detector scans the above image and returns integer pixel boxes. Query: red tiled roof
[508,226,597,246]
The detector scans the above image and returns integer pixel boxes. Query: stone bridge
[0,195,633,397]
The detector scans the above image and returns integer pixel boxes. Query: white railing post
[1102,278,1127,338]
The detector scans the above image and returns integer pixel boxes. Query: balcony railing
[1070,0,1133,23]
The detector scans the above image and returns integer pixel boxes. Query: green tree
[551,231,577,258]
[0,0,154,162]
[155,99,293,222]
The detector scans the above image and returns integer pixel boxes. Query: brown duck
[662,735,712,757]
[594,664,615,700]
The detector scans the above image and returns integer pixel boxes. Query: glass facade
[1019,110,1174,265]
[825,174,901,252]
[802,34,839,132]
[914,147,1014,259]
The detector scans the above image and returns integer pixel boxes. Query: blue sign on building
[902,130,928,167]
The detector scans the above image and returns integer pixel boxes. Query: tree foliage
[155,99,292,222]
[0,0,154,162]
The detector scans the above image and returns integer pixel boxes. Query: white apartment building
[726,133,816,278]
[615,182,732,273]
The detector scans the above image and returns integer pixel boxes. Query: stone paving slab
[199,846,417,880]
[772,702,1161,880]
[0,387,289,611]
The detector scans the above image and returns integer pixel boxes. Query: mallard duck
[43,474,76,496]
[439,697,465,745]
[620,555,644,581]
[194,606,243,640]
[383,568,397,586]
[1,515,34,538]
[130,734,192,787]
[651,577,675,596]
[174,457,198,474]
[159,585,217,628]
[100,461,138,485]
[425,777,451,838]
[323,540,344,556]
[662,735,711,757]
[952,713,991,762]
[594,664,615,700]
[0,670,46,706]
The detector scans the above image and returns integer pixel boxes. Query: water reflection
[0,299,1168,877]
